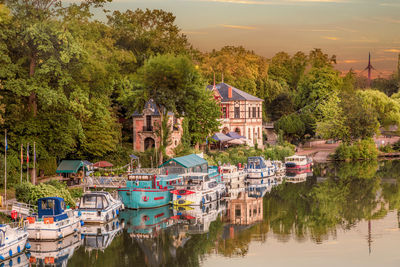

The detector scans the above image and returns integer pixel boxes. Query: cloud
[182,31,208,35]
[383,49,400,53]
[322,36,340,40]
[339,59,361,64]
[373,17,400,24]
[220,24,257,30]
[380,3,400,7]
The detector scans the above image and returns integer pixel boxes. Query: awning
[82,160,92,166]
[159,154,207,169]
[211,133,233,142]
[227,138,245,145]
[56,160,84,174]
[93,161,114,168]
[227,132,246,139]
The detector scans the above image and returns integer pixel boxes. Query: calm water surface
[42,160,400,266]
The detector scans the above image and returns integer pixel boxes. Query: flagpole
[26,143,29,182]
[33,142,36,185]
[20,144,23,183]
[4,129,7,206]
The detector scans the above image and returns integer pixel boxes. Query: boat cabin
[37,197,67,221]
[285,155,307,163]
[160,154,208,175]
[247,157,267,169]
[79,192,112,210]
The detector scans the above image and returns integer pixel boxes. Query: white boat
[28,232,82,266]
[26,197,82,241]
[272,160,286,175]
[171,173,226,206]
[81,218,122,252]
[284,155,312,170]
[246,156,275,181]
[220,164,246,190]
[0,223,29,262]
[285,172,308,183]
[78,191,124,224]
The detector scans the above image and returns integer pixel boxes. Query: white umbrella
[227,139,245,145]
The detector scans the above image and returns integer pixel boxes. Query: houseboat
[272,160,286,175]
[0,223,29,262]
[220,164,246,190]
[171,173,226,206]
[246,156,275,181]
[26,197,82,240]
[28,233,81,266]
[285,172,308,183]
[78,191,124,224]
[284,155,312,170]
[118,173,184,209]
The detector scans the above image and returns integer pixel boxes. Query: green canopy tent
[56,160,87,185]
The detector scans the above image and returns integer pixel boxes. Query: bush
[333,139,378,161]
[16,181,76,207]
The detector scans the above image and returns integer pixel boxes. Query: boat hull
[79,202,123,224]
[172,185,225,206]
[285,162,312,170]
[0,233,28,262]
[118,188,171,209]
[26,217,81,241]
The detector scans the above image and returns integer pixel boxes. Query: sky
[96,0,400,77]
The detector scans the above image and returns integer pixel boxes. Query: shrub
[333,139,378,161]
[38,157,57,176]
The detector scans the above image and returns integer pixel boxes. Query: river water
[30,160,400,266]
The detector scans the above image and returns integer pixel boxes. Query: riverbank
[296,136,400,163]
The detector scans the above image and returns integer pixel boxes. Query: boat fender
[9,249,12,257]
[8,259,12,267]
[116,209,119,215]
[17,246,21,253]
[106,214,110,221]
[81,234,85,240]
[80,220,84,226]
[77,211,82,217]
[116,221,119,228]
[58,234,63,239]
[112,211,115,218]
[74,228,78,232]
[25,242,31,250]
[142,196,149,202]
[202,197,205,204]
[18,256,21,264]
[0,255,4,261]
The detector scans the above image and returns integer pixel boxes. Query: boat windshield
[81,195,109,209]
[208,181,218,189]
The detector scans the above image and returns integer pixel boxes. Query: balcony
[142,126,153,132]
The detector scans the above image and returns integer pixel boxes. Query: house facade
[207,83,264,146]
[132,100,183,156]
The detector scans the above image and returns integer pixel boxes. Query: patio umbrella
[93,161,114,168]
[226,132,246,139]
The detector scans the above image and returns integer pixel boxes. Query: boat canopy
[160,154,208,174]
[56,160,85,174]
[247,157,267,169]
[80,192,110,210]
[37,197,66,219]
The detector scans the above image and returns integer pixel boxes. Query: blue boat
[117,173,183,209]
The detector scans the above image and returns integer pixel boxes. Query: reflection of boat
[172,200,226,234]
[246,156,275,180]
[272,160,286,175]
[78,191,123,224]
[118,174,183,209]
[120,206,174,237]
[171,173,225,206]
[285,155,312,170]
[81,218,122,252]
[26,197,82,241]
[0,223,29,262]
[28,233,81,266]
[247,184,271,198]
[0,253,28,267]
[285,172,307,183]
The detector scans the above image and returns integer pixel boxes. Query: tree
[107,8,191,67]
[123,54,208,164]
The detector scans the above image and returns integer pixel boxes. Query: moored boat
[118,173,184,209]
[171,173,225,206]
[246,156,275,180]
[220,164,246,190]
[78,191,123,224]
[26,197,82,241]
[0,223,29,262]
[284,155,312,170]
[81,218,122,252]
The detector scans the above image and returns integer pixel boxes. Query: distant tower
[364,52,375,87]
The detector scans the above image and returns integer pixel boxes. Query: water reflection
[64,160,400,266]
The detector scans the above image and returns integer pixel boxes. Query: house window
[252,107,256,118]
[248,107,251,118]
[222,107,227,118]
[234,107,240,118]
[257,107,260,118]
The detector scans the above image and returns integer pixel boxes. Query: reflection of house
[227,192,263,225]
[207,83,264,147]
[132,99,183,156]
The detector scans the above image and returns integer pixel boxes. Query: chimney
[228,87,232,98]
